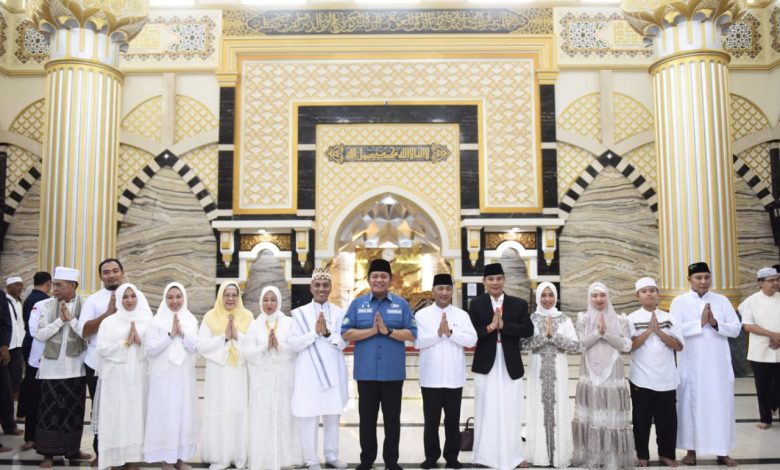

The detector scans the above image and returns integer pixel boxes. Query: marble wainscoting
[735,177,778,301]
[559,166,659,314]
[0,181,40,285]
[117,168,216,315]
[244,250,290,317]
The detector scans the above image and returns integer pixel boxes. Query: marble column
[31,0,148,292]
[623,0,744,306]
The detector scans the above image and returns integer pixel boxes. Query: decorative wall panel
[13,19,49,66]
[223,8,553,36]
[730,93,770,140]
[120,11,220,70]
[622,143,657,189]
[558,93,601,140]
[315,123,460,251]
[0,10,7,59]
[613,93,654,143]
[556,143,595,202]
[10,99,45,142]
[122,96,163,143]
[239,58,540,213]
[180,144,218,198]
[175,94,218,143]
[739,143,771,186]
[118,144,155,191]
[5,146,38,199]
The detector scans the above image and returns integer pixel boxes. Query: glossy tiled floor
[1,353,778,469]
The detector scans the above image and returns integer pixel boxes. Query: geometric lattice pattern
[121,97,163,143]
[5,146,38,199]
[316,124,460,250]
[241,58,538,211]
[730,94,769,140]
[180,144,218,198]
[557,143,596,202]
[118,145,155,190]
[175,95,218,143]
[558,93,601,141]
[623,143,657,189]
[613,93,654,143]
[10,99,46,142]
[740,143,771,185]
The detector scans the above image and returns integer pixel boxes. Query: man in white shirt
[289,267,349,470]
[671,262,741,467]
[77,258,124,460]
[33,267,91,468]
[627,277,683,468]
[738,267,780,430]
[1,276,24,436]
[415,273,477,469]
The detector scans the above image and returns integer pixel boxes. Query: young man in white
[628,277,683,468]
[671,262,741,467]
[415,273,477,469]
[738,267,780,430]
[289,267,349,470]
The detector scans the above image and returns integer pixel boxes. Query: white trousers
[298,415,341,466]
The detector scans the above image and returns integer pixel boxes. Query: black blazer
[468,293,533,380]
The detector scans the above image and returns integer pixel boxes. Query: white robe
[143,323,199,463]
[522,313,579,468]
[242,312,303,470]
[671,290,741,456]
[96,315,149,469]
[197,322,248,468]
[289,301,349,417]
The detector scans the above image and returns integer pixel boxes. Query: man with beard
[77,258,125,462]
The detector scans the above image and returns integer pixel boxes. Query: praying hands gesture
[545,315,554,338]
[597,312,607,336]
[224,314,238,341]
[438,311,451,337]
[375,312,389,336]
[700,303,718,328]
[58,300,72,322]
[170,313,181,338]
[126,321,142,346]
[648,311,659,333]
[267,328,279,350]
[487,308,501,333]
[315,312,330,337]
[106,292,117,316]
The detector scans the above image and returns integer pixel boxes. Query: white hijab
[584,282,620,380]
[259,285,284,323]
[151,282,198,366]
[115,283,153,324]
[534,282,561,317]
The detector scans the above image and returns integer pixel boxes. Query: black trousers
[20,365,40,442]
[0,360,16,434]
[630,382,677,460]
[85,365,98,454]
[421,387,462,464]
[751,361,780,424]
[357,380,403,466]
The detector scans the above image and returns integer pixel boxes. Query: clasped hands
[438,312,452,337]
[224,314,239,341]
[315,312,331,337]
[699,303,718,328]
[125,321,142,346]
[487,307,504,334]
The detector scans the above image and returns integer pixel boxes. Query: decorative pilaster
[31,0,148,292]
[623,0,744,306]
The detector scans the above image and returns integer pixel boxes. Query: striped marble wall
[244,251,290,318]
[117,167,216,315]
[0,181,40,285]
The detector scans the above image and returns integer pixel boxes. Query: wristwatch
[385,328,394,336]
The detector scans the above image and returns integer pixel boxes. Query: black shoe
[356,464,373,470]
[420,461,437,469]
[445,462,462,469]
[385,464,403,470]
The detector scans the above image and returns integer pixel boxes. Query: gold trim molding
[485,231,537,250]
[239,233,292,251]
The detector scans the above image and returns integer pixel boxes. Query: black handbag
[460,417,474,451]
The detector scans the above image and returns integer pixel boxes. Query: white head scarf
[259,285,284,321]
[584,282,620,378]
[534,282,561,317]
[115,283,153,324]
[152,282,199,365]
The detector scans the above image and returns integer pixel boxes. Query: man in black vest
[468,262,533,469]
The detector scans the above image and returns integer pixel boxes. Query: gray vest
[41,297,87,360]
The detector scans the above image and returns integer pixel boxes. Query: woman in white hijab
[240,286,302,470]
[571,282,635,470]
[522,282,580,468]
[96,283,153,470]
[143,282,200,470]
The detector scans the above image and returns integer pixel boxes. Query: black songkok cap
[483,263,504,277]
[368,259,392,276]
[432,273,453,286]
[688,262,711,276]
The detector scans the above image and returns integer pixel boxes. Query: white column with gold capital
[623,0,744,307]
[30,0,148,292]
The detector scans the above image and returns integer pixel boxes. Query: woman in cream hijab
[95,283,153,470]
[197,281,254,470]
[571,282,635,470]
[143,283,199,469]
[241,286,302,470]
[522,282,580,468]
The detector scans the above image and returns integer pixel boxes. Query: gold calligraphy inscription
[239,234,292,252]
[324,143,451,164]
[485,231,537,250]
